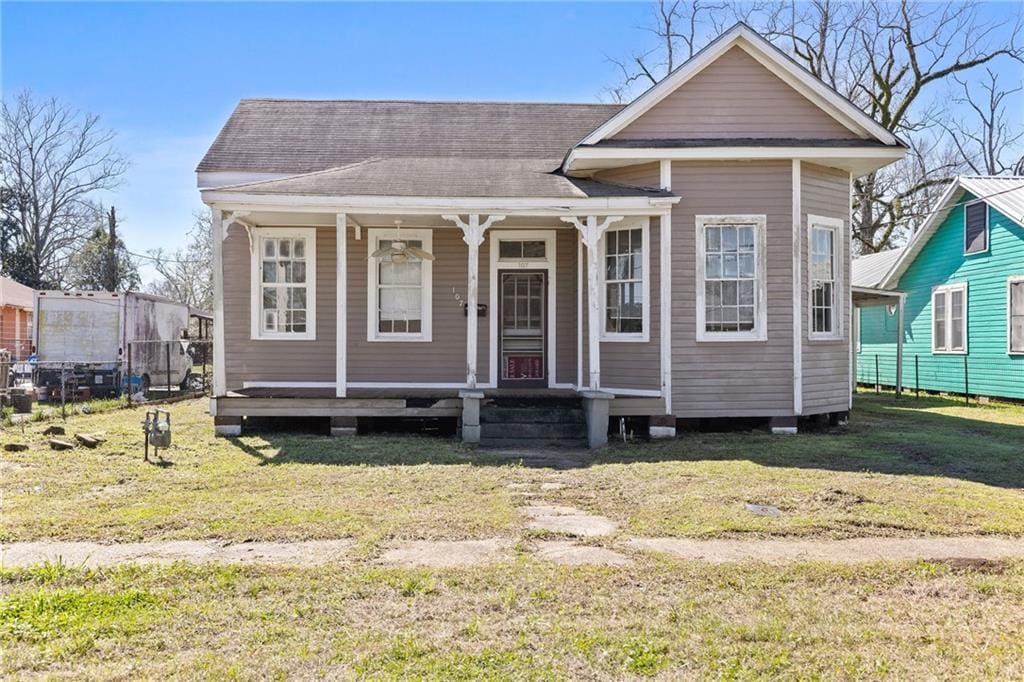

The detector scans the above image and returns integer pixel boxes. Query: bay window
[696,215,766,341]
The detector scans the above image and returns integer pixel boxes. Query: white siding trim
[695,214,768,342]
[807,214,845,341]
[848,173,854,409]
[931,282,968,354]
[599,218,651,342]
[348,381,495,390]
[243,381,335,388]
[1007,275,1024,355]
[212,208,227,396]
[792,161,803,416]
[487,229,558,387]
[660,208,673,415]
[336,214,347,397]
[249,227,318,341]
[366,227,433,342]
[577,233,584,389]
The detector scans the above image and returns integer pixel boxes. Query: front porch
[208,189,679,447]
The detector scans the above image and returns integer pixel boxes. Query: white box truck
[33,291,210,398]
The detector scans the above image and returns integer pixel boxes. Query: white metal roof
[881,176,1024,288]
[851,248,904,288]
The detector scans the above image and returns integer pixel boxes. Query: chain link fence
[856,350,1024,405]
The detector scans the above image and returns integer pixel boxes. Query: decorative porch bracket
[561,215,623,390]
[221,211,254,251]
[442,213,506,388]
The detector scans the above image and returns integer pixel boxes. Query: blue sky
[2,1,1022,282]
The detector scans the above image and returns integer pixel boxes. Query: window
[808,216,842,338]
[601,223,648,340]
[964,201,988,254]
[251,228,316,340]
[932,283,967,353]
[696,215,766,341]
[498,240,546,260]
[368,228,432,341]
[1010,277,1024,354]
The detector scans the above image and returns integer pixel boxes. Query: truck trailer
[33,290,211,398]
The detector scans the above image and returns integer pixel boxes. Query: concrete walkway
[4,535,1023,569]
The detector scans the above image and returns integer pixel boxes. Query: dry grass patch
[2,558,1022,679]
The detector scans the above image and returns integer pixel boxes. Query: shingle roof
[198,99,623,174]
[852,248,904,288]
[213,157,670,199]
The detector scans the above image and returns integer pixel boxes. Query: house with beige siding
[198,23,905,445]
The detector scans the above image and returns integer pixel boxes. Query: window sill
[808,334,844,343]
[600,333,650,343]
[696,333,767,343]
[932,349,967,355]
[368,335,432,343]
[251,333,317,342]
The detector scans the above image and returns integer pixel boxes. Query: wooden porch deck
[217,387,663,417]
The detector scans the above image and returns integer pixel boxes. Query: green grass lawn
[3,558,1022,679]
[2,393,1022,547]
[3,394,1023,678]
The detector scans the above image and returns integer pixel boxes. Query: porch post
[896,293,905,397]
[444,214,505,389]
[211,208,226,400]
[562,215,622,390]
[335,213,347,398]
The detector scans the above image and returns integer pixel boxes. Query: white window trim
[695,214,768,342]
[932,282,968,354]
[367,227,433,342]
[807,215,844,341]
[600,218,650,342]
[963,200,990,256]
[487,229,557,388]
[249,227,317,341]
[1008,275,1024,355]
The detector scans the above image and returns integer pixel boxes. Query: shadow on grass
[598,394,1024,489]
[225,395,1022,487]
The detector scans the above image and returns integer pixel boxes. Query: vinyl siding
[801,163,852,413]
[555,228,579,385]
[612,46,861,141]
[858,193,1024,399]
[671,161,795,416]
[223,224,337,389]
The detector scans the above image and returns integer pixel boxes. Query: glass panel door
[500,271,546,385]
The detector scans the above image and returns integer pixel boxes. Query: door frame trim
[497,269,549,388]
[488,229,557,388]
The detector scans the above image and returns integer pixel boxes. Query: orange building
[0,277,34,361]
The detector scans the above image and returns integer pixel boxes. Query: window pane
[287,288,306,310]
[722,227,737,252]
[965,202,987,254]
[706,227,721,252]
[380,288,421,321]
[499,241,521,259]
[262,287,277,310]
[262,261,277,283]
[737,227,754,252]
[523,241,545,258]
[706,254,722,279]
[263,240,276,258]
[292,239,305,259]
[723,254,737,278]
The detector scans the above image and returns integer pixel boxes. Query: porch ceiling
[236,211,588,229]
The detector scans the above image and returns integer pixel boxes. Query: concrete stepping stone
[379,538,513,568]
[533,540,632,566]
[524,503,617,537]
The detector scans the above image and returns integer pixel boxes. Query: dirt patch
[524,504,618,537]
[533,540,632,566]
[378,539,513,568]
[626,536,1024,564]
[0,540,355,568]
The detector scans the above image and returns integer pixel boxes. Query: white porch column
[659,159,673,415]
[211,207,227,399]
[443,213,505,388]
[336,213,347,398]
[562,215,623,390]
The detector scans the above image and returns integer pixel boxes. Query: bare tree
[147,211,213,310]
[0,91,128,287]
[941,70,1024,176]
[606,0,1024,252]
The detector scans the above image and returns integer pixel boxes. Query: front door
[498,270,546,387]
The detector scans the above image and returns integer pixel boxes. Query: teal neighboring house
[853,176,1024,399]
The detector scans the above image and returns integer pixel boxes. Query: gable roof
[881,176,1024,288]
[209,157,670,200]
[574,23,902,151]
[852,248,905,288]
[0,276,33,309]
[197,99,623,174]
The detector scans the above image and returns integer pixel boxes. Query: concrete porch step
[480,408,585,424]
[480,421,586,440]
